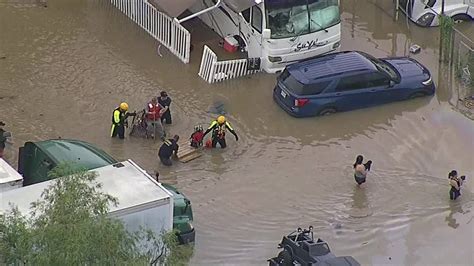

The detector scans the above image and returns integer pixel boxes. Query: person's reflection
[445,201,467,229]
[350,185,370,217]
[210,151,226,178]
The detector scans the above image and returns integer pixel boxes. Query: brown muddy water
[1,0,473,265]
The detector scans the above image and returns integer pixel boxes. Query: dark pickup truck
[268,226,360,266]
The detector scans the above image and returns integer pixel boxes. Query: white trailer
[398,0,473,26]
[0,158,23,192]
[0,160,174,237]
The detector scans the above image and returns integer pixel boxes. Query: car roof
[286,51,377,84]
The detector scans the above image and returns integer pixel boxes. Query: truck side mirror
[262,29,271,39]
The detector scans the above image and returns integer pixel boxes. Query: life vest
[191,131,204,145]
[111,107,124,125]
[146,102,161,120]
[213,123,226,139]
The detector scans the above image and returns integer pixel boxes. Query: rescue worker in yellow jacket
[111,102,136,139]
[203,116,238,148]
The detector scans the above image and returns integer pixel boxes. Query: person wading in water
[110,102,136,139]
[353,155,372,186]
[448,170,466,200]
[203,116,238,148]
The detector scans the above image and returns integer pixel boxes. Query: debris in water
[0,56,6,60]
[389,257,392,260]
[157,45,163,57]
[207,101,226,115]
[409,44,421,54]
[461,97,474,109]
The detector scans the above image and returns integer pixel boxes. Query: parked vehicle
[268,226,360,266]
[12,139,194,244]
[1,160,174,239]
[273,51,435,117]
[398,0,473,26]
[0,158,23,192]
[183,0,341,73]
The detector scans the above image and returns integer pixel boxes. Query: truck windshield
[265,0,340,39]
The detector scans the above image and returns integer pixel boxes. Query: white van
[399,0,473,26]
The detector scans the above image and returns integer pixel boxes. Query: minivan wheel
[319,108,337,116]
[408,92,425,99]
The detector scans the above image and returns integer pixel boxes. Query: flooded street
[1,0,473,265]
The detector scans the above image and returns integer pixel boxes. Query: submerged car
[273,51,435,117]
[268,226,360,266]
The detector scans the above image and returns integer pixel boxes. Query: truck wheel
[277,250,293,266]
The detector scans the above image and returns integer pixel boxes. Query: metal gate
[110,0,191,64]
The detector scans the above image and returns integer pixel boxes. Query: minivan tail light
[295,98,309,107]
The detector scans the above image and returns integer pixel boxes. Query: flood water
[1,0,473,265]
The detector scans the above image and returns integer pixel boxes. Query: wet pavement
[1,0,473,265]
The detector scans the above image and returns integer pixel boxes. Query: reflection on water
[349,185,371,218]
[445,201,468,229]
[1,0,473,265]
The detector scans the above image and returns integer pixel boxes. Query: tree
[0,163,192,265]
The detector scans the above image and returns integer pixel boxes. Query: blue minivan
[273,51,435,117]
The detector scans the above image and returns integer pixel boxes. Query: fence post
[208,50,217,83]
[170,22,176,58]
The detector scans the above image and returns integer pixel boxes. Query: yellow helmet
[120,102,129,111]
[217,115,226,124]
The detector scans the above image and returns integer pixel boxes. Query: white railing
[110,0,191,64]
[198,45,261,83]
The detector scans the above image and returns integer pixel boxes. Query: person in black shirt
[158,91,172,124]
[0,121,6,158]
[158,135,179,166]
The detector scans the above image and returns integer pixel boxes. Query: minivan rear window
[280,69,329,96]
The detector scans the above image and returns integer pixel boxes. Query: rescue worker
[158,135,179,166]
[111,102,135,139]
[158,91,172,124]
[0,121,7,158]
[146,97,166,140]
[203,116,238,148]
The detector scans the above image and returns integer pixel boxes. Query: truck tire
[277,250,293,266]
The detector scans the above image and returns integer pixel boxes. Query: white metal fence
[110,0,191,64]
[198,45,261,83]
